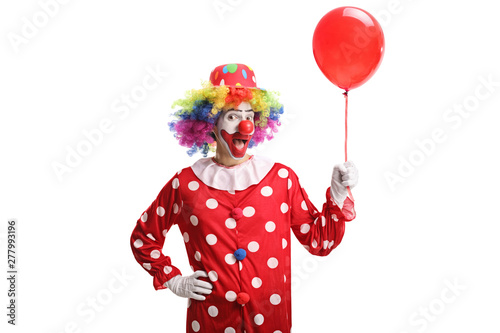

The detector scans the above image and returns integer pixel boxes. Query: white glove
[165,271,213,301]
[330,160,358,209]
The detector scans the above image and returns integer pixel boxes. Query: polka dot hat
[209,63,260,89]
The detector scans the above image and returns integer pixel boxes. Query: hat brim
[213,85,265,91]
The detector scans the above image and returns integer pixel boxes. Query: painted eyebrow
[226,109,254,112]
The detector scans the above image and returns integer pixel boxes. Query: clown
[130,64,358,333]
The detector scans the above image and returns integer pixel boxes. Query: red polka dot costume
[130,156,355,332]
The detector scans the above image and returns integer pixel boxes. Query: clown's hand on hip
[165,271,213,301]
[330,161,358,209]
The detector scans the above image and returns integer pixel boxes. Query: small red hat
[209,63,259,89]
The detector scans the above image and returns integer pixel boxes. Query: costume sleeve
[288,168,356,256]
[130,174,183,290]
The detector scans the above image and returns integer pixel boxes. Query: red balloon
[313,7,385,91]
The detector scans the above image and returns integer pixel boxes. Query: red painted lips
[221,130,252,158]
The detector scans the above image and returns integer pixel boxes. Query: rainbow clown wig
[168,64,284,156]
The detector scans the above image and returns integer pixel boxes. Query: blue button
[234,248,247,261]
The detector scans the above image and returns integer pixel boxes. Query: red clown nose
[238,120,254,135]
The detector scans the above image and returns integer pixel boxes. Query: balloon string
[343,90,354,200]
[343,91,348,162]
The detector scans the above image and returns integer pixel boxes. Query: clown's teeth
[233,139,245,149]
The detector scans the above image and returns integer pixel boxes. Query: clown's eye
[246,116,253,121]
[228,114,238,120]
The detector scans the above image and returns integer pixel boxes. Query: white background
[1,0,500,332]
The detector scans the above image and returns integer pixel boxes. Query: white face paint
[216,102,255,160]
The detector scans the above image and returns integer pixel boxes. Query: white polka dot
[332,214,339,222]
[172,178,180,189]
[225,218,236,229]
[282,238,287,249]
[280,203,289,214]
[284,275,286,282]
[194,251,201,261]
[225,290,237,302]
[208,270,218,282]
[208,305,218,317]
[188,181,199,191]
[191,320,200,332]
[150,250,161,259]
[301,200,308,211]
[173,203,179,214]
[140,212,148,222]
[206,234,217,245]
[252,75,256,83]
[321,216,326,227]
[190,215,198,226]
[265,221,276,232]
[254,314,264,326]
[133,239,143,248]
[239,261,243,271]
[243,206,255,217]
[300,224,311,234]
[225,253,236,265]
[274,331,283,333]
[278,168,289,178]
[267,257,279,269]
[248,241,259,252]
[206,198,218,209]
[143,263,151,270]
[164,266,172,274]
[225,328,236,333]
[156,206,165,216]
[270,294,281,305]
[252,277,262,288]
[288,179,292,189]
[147,233,156,241]
[220,78,225,86]
[162,229,168,237]
[328,240,335,249]
[183,232,189,243]
[261,186,273,197]
[312,239,318,248]
[323,240,329,249]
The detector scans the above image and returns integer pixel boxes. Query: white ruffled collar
[191,155,275,192]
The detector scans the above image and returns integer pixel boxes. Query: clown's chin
[230,142,247,158]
